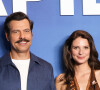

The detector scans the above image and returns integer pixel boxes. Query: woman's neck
[74,63,91,76]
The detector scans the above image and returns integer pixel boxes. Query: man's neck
[10,50,30,60]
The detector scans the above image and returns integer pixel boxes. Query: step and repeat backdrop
[0,0,100,77]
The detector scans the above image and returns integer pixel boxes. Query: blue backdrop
[0,0,100,78]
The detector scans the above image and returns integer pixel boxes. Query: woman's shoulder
[95,70,100,76]
[94,70,100,87]
[55,73,67,90]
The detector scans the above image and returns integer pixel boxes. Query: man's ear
[5,33,9,41]
[32,33,33,36]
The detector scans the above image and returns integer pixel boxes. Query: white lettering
[13,0,40,14]
[60,0,100,15]
[83,0,100,15]
[1,0,100,16]
[60,0,74,15]
[0,0,7,16]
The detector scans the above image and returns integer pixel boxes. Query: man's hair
[4,12,33,36]
[63,30,100,84]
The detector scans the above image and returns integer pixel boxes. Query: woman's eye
[84,46,89,49]
[73,47,78,49]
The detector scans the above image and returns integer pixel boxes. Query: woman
[55,30,100,90]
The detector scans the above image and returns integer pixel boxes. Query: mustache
[15,39,30,43]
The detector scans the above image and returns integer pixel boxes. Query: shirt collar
[30,52,42,65]
[0,52,42,67]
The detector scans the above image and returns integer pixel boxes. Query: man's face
[6,19,33,53]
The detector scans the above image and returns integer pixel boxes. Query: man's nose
[19,31,25,39]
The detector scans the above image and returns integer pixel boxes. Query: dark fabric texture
[0,52,56,90]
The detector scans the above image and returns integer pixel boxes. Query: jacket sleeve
[50,66,56,90]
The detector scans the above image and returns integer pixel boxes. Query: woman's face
[71,37,90,65]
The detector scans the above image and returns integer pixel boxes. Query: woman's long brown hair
[63,30,100,84]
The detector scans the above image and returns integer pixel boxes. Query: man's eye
[25,30,29,32]
[12,31,19,33]
[24,29,31,32]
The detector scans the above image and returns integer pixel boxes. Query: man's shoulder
[30,53,53,69]
[0,52,10,59]
[0,52,11,66]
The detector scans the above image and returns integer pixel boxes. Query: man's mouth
[19,41,27,44]
[15,39,29,43]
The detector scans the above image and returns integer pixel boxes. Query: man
[0,12,56,90]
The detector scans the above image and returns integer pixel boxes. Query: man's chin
[11,48,30,53]
[17,50,30,53]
